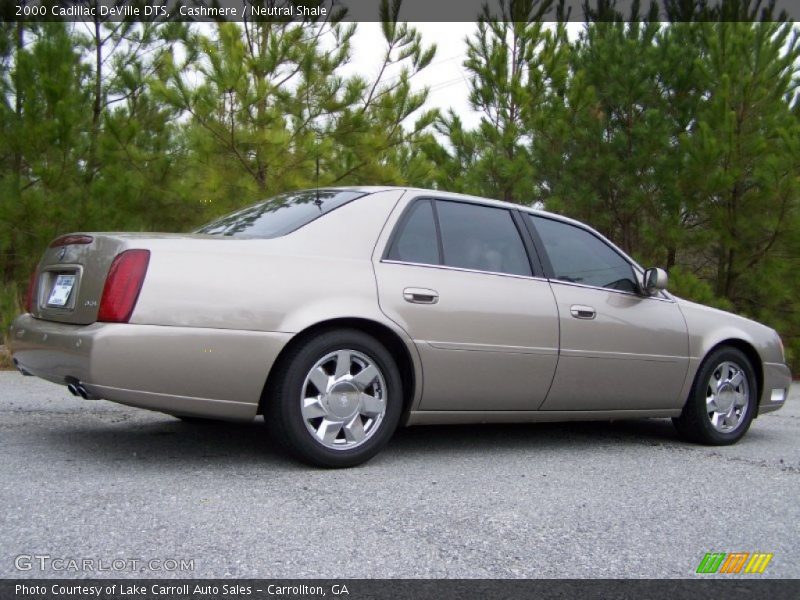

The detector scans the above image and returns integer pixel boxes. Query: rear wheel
[265,329,403,467]
[673,346,757,445]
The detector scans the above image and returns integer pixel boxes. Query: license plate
[47,274,76,307]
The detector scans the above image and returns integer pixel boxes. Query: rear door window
[436,201,531,277]
[387,199,532,277]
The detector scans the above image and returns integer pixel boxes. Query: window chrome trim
[381,259,675,302]
[381,194,674,303]
[385,192,668,292]
[547,278,675,303]
[380,259,549,283]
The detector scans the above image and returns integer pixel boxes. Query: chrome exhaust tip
[66,379,98,400]
[76,383,98,400]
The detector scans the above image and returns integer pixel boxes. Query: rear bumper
[758,361,792,415]
[9,314,291,420]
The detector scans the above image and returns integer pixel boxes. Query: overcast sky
[345,22,586,130]
[343,23,478,127]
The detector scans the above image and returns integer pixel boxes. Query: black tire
[673,346,758,445]
[264,329,403,468]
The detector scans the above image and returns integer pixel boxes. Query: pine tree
[0,23,90,280]
[153,0,437,220]
[684,20,799,301]
[534,2,671,256]
[437,0,561,203]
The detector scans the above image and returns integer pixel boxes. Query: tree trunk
[724,247,736,299]
[715,244,727,298]
[84,15,103,223]
[6,19,25,284]
[666,246,676,271]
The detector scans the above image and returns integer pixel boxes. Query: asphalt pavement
[0,371,797,578]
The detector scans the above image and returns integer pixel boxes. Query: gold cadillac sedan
[9,187,792,467]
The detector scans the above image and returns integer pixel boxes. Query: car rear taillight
[97,249,150,323]
[49,234,94,248]
[24,269,39,313]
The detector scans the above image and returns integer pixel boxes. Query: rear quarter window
[385,199,440,265]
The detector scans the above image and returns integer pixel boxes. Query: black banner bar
[2,580,800,600]
[3,0,799,23]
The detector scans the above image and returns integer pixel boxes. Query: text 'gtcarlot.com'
[14,554,194,573]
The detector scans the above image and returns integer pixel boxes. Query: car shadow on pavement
[37,414,689,470]
[384,419,690,463]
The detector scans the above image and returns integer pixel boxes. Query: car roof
[331,185,589,230]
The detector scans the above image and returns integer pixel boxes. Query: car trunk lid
[30,233,200,325]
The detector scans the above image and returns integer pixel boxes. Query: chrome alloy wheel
[300,349,387,450]
[706,361,750,433]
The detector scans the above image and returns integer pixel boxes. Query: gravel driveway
[1,371,797,578]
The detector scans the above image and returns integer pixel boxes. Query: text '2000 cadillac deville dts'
[10,187,792,467]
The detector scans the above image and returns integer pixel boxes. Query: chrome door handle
[570,305,596,320]
[403,288,439,304]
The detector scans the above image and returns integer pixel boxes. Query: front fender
[675,298,787,411]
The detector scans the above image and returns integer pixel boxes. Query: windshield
[196,189,366,238]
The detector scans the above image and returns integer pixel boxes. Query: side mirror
[643,267,668,295]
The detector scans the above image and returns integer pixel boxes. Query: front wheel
[265,329,403,467]
[673,346,757,445]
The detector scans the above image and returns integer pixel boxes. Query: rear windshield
[196,189,366,238]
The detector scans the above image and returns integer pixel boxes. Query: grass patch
[0,283,21,370]
[0,345,12,370]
